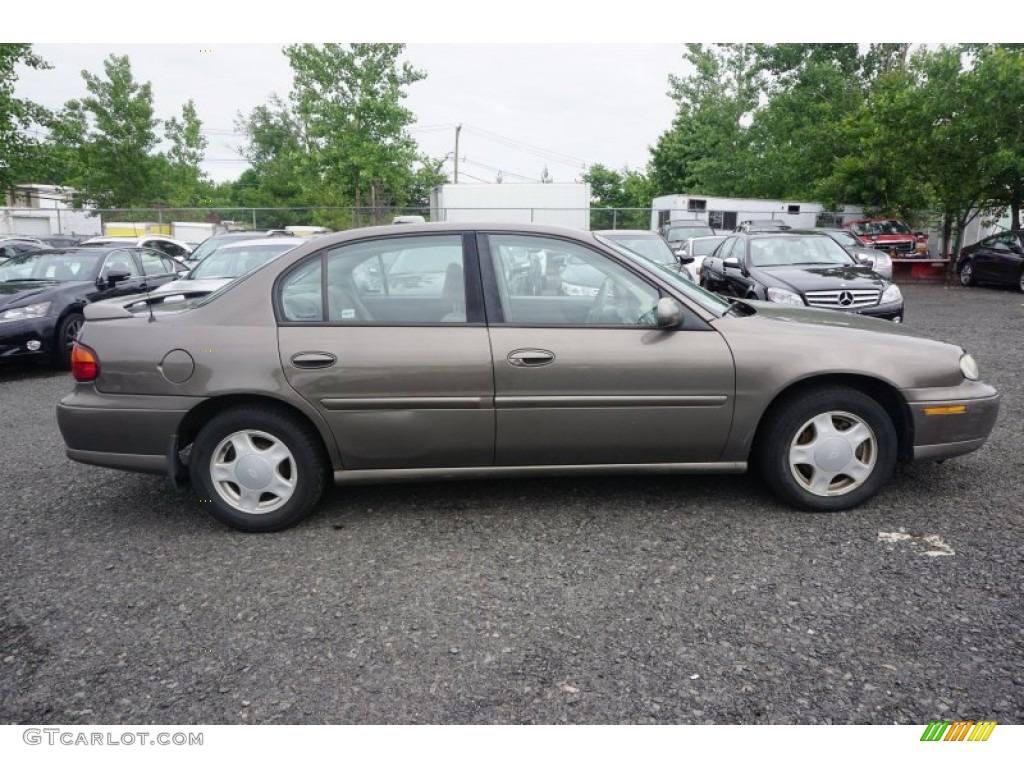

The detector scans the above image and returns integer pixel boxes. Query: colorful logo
[920,720,996,742]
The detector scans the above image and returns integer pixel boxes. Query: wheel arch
[175,393,337,473]
[751,374,914,464]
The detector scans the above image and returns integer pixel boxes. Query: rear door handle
[507,349,555,367]
[291,352,337,369]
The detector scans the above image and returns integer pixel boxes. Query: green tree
[649,44,761,197]
[160,99,209,207]
[70,54,162,208]
[283,43,427,214]
[967,45,1024,228]
[583,163,652,228]
[0,44,51,195]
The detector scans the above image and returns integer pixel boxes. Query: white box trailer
[430,183,590,230]
[651,194,864,233]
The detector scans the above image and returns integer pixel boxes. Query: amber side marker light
[71,342,100,382]
[924,405,967,416]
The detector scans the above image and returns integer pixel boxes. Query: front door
[480,233,736,466]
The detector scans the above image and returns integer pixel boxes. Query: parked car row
[53,221,997,533]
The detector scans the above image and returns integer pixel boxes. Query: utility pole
[454,124,462,184]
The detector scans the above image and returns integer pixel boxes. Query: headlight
[766,287,804,306]
[0,302,51,322]
[872,253,892,267]
[960,353,979,381]
[881,283,902,304]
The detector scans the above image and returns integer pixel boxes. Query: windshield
[0,250,103,282]
[851,220,912,236]
[189,235,260,263]
[749,236,858,268]
[595,234,731,315]
[826,230,861,248]
[690,236,726,256]
[190,243,297,279]
[602,235,676,265]
[667,224,715,240]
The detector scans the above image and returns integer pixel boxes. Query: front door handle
[291,352,337,369]
[507,349,555,367]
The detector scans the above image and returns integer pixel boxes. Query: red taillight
[71,342,100,382]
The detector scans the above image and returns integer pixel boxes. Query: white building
[1,184,102,238]
[430,183,590,230]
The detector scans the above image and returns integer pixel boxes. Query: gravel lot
[1,282,1022,725]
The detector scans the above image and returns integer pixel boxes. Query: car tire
[755,387,897,512]
[1018,267,1024,293]
[54,312,84,370]
[190,406,327,532]
[958,260,976,287]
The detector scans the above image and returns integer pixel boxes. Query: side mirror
[656,297,683,328]
[856,254,872,264]
[102,269,131,288]
[177,270,190,278]
[723,256,740,269]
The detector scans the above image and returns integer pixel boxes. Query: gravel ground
[1,282,1022,725]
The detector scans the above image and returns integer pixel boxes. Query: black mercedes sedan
[700,232,904,322]
[0,245,186,367]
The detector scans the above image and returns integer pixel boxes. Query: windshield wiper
[1,278,52,283]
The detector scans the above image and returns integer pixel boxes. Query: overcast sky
[8,3,997,188]
[14,43,685,185]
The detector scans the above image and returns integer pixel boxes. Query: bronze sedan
[57,223,999,532]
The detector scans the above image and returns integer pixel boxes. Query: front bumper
[0,316,59,360]
[852,299,904,322]
[904,380,1000,462]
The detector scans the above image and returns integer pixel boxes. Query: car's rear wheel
[755,387,897,511]
[959,260,976,286]
[54,312,83,369]
[190,406,326,532]
[1017,267,1024,293]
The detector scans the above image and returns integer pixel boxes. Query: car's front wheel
[190,406,327,532]
[959,260,976,286]
[755,387,897,511]
[54,312,83,369]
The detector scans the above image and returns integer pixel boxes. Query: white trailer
[651,194,864,233]
[430,183,590,230]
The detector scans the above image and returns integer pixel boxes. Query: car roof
[214,237,305,250]
[594,230,662,237]
[19,245,124,256]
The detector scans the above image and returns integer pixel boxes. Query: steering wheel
[585,277,616,324]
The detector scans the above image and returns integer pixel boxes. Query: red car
[844,219,930,258]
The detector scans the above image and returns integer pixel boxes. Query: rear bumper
[57,386,196,475]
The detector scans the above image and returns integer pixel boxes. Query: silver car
[57,222,999,532]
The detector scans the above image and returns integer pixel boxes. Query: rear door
[276,232,495,470]
[481,232,735,466]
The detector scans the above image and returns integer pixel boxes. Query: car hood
[0,280,64,309]
[756,264,887,292]
[857,234,915,243]
[738,300,915,336]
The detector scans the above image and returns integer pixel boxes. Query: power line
[460,123,594,169]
